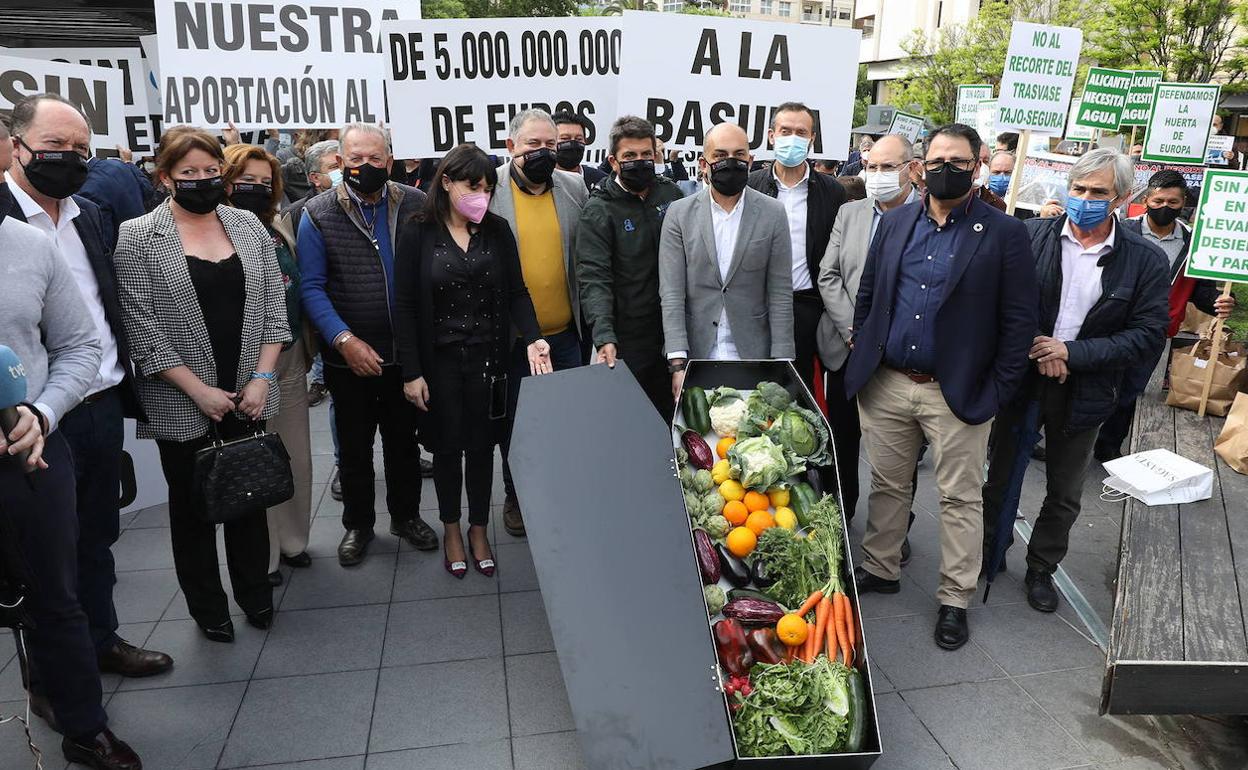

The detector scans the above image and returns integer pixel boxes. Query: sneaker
[308,382,329,408]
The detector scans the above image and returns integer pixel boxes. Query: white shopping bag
[1101,449,1213,506]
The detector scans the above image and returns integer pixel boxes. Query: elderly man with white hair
[981,147,1170,613]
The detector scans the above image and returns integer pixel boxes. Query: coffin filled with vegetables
[510,360,881,770]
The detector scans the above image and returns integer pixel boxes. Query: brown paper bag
[1180,303,1217,336]
[1166,339,1248,417]
[1215,393,1248,474]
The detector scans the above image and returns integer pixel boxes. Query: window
[779,1,791,16]
[664,0,683,9]
[730,0,750,11]
[760,0,772,13]
[837,8,851,19]
[854,14,874,37]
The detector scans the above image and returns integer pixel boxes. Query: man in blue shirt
[845,124,1038,651]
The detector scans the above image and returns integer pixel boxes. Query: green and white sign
[1141,82,1221,165]
[888,109,926,143]
[1185,169,1248,283]
[976,99,998,145]
[1120,70,1163,126]
[1075,67,1131,131]
[1065,97,1095,141]
[996,21,1083,134]
[956,84,994,125]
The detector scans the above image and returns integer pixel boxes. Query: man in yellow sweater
[489,108,589,536]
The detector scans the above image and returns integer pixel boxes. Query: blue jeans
[501,327,585,498]
[311,353,325,385]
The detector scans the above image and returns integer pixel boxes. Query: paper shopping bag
[1166,339,1248,417]
[1102,448,1214,506]
[1179,303,1217,335]
[1215,392,1248,475]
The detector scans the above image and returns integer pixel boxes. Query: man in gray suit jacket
[660,123,794,397]
[489,108,589,537]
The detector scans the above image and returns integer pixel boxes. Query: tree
[1086,0,1248,87]
[461,0,578,17]
[601,0,659,13]
[422,0,468,18]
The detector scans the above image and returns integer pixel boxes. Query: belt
[886,364,937,384]
[82,385,120,405]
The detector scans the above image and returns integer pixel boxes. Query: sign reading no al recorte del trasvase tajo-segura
[996,21,1082,134]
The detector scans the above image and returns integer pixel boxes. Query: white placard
[0,53,128,155]
[1141,82,1221,166]
[996,22,1082,134]
[1065,97,1095,141]
[615,10,860,159]
[976,98,998,145]
[383,17,620,159]
[887,109,925,143]
[154,0,420,129]
[956,84,993,126]
[1207,135,1234,166]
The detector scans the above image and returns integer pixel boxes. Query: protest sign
[383,17,620,158]
[153,0,420,129]
[1132,158,1206,199]
[615,11,860,158]
[1120,70,1162,127]
[1141,82,1221,165]
[1207,135,1234,166]
[976,98,997,145]
[0,53,128,155]
[887,109,925,143]
[996,22,1082,134]
[1185,169,1248,283]
[1014,150,1206,212]
[956,84,993,125]
[1065,97,1094,142]
[1074,67,1130,131]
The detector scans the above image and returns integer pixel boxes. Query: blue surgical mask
[773,135,811,168]
[1065,196,1111,229]
[987,173,1011,197]
[327,169,343,188]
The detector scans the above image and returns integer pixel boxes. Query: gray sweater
[0,209,101,429]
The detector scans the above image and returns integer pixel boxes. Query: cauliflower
[709,390,749,437]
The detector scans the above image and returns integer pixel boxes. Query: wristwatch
[333,331,355,349]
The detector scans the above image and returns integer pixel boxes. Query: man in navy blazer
[846,124,1038,651]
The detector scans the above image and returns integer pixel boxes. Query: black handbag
[192,421,294,524]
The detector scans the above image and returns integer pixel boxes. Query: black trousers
[156,417,272,626]
[58,388,124,653]
[2,432,107,740]
[502,327,585,499]
[623,348,674,422]
[1095,345,1166,458]
[824,363,862,520]
[792,290,824,394]
[428,345,495,527]
[324,364,422,530]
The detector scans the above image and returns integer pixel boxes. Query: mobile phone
[489,375,508,420]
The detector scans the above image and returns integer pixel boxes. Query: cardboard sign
[956,84,993,125]
[1141,82,1221,165]
[1120,70,1162,127]
[615,10,860,158]
[996,22,1082,134]
[383,17,620,158]
[153,0,420,128]
[1186,169,1248,283]
[1075,67,1131,131]
[1065,97,1095,141]
[1207,135,1234,166]
[0,53,128,155]
[976,98,998,145]
[887,109,925,143]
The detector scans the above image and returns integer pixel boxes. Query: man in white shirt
[5,94,173,687]
[981,148,1170,613]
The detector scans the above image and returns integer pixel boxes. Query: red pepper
[713,619,754,678]
[746,628,786,665]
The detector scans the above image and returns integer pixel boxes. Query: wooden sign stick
[1197,281,1235,417]
[1005,129,1031,217]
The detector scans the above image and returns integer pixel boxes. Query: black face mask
[555,140,586,170]
[1146,205,1182,227]
[230,182,273,218]
[518,148,557,186]
[172,176,226,215]
[344,162,389,195]
[617,159,656,192]
[18,138,89,200]
[924,162,975,201]
[709,158,749,197]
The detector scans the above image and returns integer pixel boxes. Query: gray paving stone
[856,577,942,620]
[506,652,574,737]
[107,681,246,770]
[392,551,497,602]
[513,731,587,770]
[220,669,377,767]
[281,554,396,611]
[495,543,538,594]
[365,740,512,769]
[869,692,954,770]
[112,527,177,572]
[255,604,388,679]
[1091,757,1181,769]
[118,618,265,691]
[0,699,67,770]
[902,678,1091,770]
[369,657,508,753]
[162,563,289,620]
[124,503,170,529]
[967,602,1104,677]
[861,615,1007,691]
[113,568,180,624]
[382,595,502,667]
[248,758,365,770]
[501,590,554,656]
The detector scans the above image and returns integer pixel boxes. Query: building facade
[854,0,982,100]
[659,0,855,27]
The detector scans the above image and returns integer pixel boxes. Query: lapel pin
[973,223,984,233]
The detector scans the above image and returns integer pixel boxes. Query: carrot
[835,593,853,668]
[803,622,817,663]
[813,596,832,660]
[842,592,858,654]
[795,590,823,619]
[826,608,838,663]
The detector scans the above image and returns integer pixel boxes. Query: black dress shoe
[502,495,526,537]
[330,466,343,501]
[338,529,375,566]
[268,571,283,587]
[1031,444,1047,462]
[391,517,439,551]
[63,728,142,770]
[899,537,912,568]
[246,608,274,630]
[198,620,235,643]
[854,565,900,594]
[281,551,312,568]
[934,605,969,650]
[29,692,58,732]
[1025,568,1060,612]
[420,456,434,478]
[97,638,174,678]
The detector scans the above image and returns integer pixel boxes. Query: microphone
[0,346,34,471]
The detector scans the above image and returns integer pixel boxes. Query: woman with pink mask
[394,144,552,579]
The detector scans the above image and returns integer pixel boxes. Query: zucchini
[844,668,868,753]
[681,386,711,436]
[790,482,818,526]
[727,587,774,603]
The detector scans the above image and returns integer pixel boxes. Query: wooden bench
[1103,362,1248,714]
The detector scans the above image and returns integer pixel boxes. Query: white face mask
[864,169,903,201]
[860,149,871,162]
[654,163,667,175]
[974,163,989,189]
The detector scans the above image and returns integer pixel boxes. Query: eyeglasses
[922,158,977,173]
[863,162,909,173]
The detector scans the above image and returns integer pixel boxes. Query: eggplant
[722,597,786,626]
[693,529,720,585]
[682,430,715,470]
[716,543,751,588]
[750,558,776,589]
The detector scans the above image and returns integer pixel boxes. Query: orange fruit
[723,500,749,526]
[744,491,770,513]
[776,613,808,646]
[716,436,736,459]
[745,510,775,536]
[725,526,757,558]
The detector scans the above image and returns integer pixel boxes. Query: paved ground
[1,398,1246,769]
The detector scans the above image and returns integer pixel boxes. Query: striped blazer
[115,200,291,441]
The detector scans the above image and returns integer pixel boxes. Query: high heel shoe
[198,620,235,643]
[443,540,467,580]
[468,538,496,578]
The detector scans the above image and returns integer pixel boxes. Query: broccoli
[755,381,792,411]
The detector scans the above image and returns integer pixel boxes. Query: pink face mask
[454,191,490,223]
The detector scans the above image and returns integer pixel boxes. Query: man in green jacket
[576,116,684,418]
